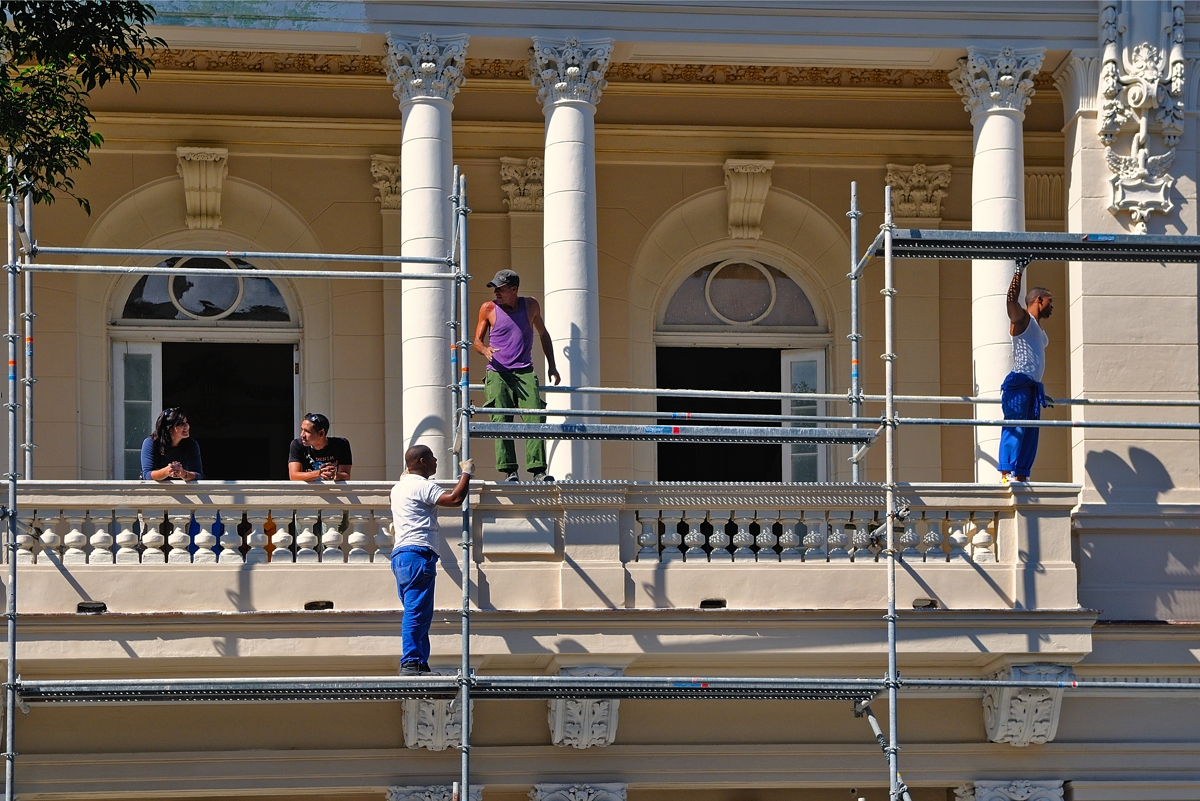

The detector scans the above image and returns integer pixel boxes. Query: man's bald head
[405,444,433,469]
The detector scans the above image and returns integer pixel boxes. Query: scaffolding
[3,177,1200,801]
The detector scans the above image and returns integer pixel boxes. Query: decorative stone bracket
[885,163,951,221]
[982,664,1074,746]
[531,784,628,801]
[500,156,544,211]
[176,147,228,230]
[388,786,483,801]
[548,666,621,748]
[971,781,1065,801]
[723,159,773,240]
[370,154,400,210]
[402,669,472,751]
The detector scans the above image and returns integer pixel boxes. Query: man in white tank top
[999,267,1054,483]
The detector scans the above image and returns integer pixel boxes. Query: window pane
[662,265,721,325]
[172,273,241,317]
[760,267,819,326]
[124,400,151,449]
[789,359,819,482]
[792,449,817,482]
[227,276,291,322]
[708,262,772,322]
[121,257,291,322]
[124,450,143,480]
[124,353,152,400]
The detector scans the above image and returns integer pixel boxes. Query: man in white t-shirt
[391,444,472,675]
[999,267,1054,483]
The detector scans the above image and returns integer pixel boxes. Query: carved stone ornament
[548,666,621,748]
[530,783,628,801]
[176,147,229,230]
[383,33,469,105]
[973,781,1064,801]
[387,786,483,801]
[884,163,951,219]
[370,154,400,210]
[500,157,544,211]
[949,47,1045,117]
[1099,1,1185,232]
[402,671,473,751]
[723,159,774,240]
[1025,169,1064,220]
[982,664,1074,746]
[530,37,614,107]
[955,784,976,801]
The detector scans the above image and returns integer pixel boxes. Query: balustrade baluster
[345,511,371,563]
[192,512,218,564]
[900,515,923,561]
[922,514,947,562]
[15,510,37,564]
[245,510,270,564]
[141,511,167,564]
[113,509,140,564]
[946,511,971,561]
[658,510,683,561]
[851,512,875,564]
[295,511,320,563]
[88,512,115,565]
[635,510,660,562]
[218,510,245,564]
[167,511,193,563]
[682,509,706,562]
[777,512,801,561]
[970,512,997,562]
[801,509,827,562]
[707,511,733,563]
[755,511,779,563]
[826,511,851,561]
[731,509,755,562]
[372,511,393,561]
[38,513,62,562]
[321,510,346,563]
[62,511,89,565]
[270,510,295,564]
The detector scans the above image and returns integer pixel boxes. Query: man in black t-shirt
[288,412,353,481]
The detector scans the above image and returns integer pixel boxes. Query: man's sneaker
[531,470,555,483]
[419,662,432,674]
[503,471,520,482]
[400,661,422,676]
[999,473,1011,484]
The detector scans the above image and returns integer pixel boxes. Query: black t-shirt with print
[288,436,353,472]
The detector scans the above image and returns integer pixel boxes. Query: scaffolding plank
[876,230,1200,263]
[468,422,875,445]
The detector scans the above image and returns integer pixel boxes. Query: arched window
[120,256,291,323]
[661,258,818,329]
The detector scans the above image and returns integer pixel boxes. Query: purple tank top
[487,296,534,372]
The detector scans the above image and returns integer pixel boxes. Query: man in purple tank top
[474,270,561,481]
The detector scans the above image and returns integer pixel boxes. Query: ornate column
[886,163,952,481]
[951,47,1045,480]
[530,784,627,801]
[385,33,469,478]
[530,37,613,480]
[371,154,405,477]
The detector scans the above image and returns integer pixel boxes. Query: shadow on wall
[1085,447,1174,505]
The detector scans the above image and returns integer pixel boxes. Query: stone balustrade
[9,481,1080,614]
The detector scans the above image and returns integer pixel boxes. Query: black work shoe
[531,470,555,483]
[503,471,520,482]
[400,661,422,676]
[419,662,432,674]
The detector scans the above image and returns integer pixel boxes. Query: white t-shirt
[1011,316,1049,383]
[390,472,446,554]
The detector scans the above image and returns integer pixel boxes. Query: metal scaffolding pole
[4,171,18,801]
[454,170,473,801]
[848,181,863,482]
[31,244,449,265]
[19,196,31,481]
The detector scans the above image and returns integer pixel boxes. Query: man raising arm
[998,268,1054,483]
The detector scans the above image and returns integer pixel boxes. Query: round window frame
[703,258,777,325]
[166,256,246,322]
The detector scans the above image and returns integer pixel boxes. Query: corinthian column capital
[383,32,469,106]
[530,36,614,107]
[950,46,1045,117]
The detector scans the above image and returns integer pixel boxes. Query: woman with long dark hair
[140,407,204,481]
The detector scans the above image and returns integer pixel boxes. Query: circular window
[704,259,776,324]
[167,257,245,321]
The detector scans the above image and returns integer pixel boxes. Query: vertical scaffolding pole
[882,186,903,801]
[20,195,31,481]
[4,164,18,801]
[455,172,472,801]
[848,182,863,482]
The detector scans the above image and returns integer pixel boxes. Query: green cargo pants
[483,367,546,473]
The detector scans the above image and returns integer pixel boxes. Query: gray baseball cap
[486,269,520,288]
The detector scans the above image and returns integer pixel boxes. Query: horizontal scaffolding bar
[31,245,449,266]
[899,417,1200,430]
[472,406,879,426]
[18,262,456,282]
[877,229,1200,263]
[468,422,878,445]
[16,675,1199,705]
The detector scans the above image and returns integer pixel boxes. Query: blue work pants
[391,547,438,665]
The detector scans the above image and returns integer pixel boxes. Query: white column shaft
[971,108,1026,478]
[543,100,601,480]
[401,97,454,477]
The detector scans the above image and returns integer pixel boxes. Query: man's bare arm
[1007,268,1030,336]
[436,470,472,507]
[525,297,561,385]
[473,302,496,361]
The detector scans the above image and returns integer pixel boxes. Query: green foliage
[0,1,165,212]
